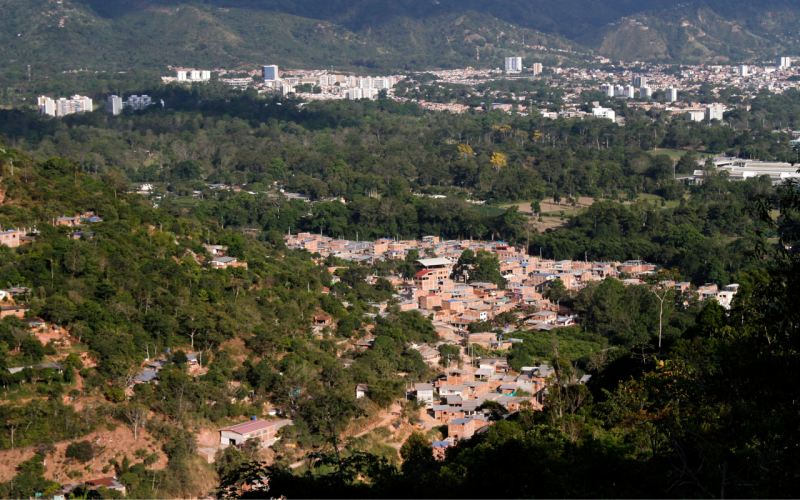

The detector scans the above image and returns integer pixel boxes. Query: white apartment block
[632,75,647,88]
[346,88,378,100]
[599,84,614,97]
[531,63,543,76]
[373,77,393,90]
[281,84,295,96]
[358,76,372,89]
[505,57,523,73]
[739,65,748,77]
[177,71,187,82]
[640,86,652,98]
[39,95,92,117]
[106,95,123,115]
[705,104,724,121]
[776,57,792,69]
[666,86,678,102]
[592,107,615,121]
[623,85,635,99]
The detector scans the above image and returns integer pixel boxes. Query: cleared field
[647,148,716,159]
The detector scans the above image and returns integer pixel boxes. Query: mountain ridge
[2,0,800,73]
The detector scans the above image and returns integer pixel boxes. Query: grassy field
[473,206,507,217]
[647,148,715,159]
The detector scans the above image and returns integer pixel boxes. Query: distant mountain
[0,0,585,73]
[582,1,800,63]
[2,0,800,73]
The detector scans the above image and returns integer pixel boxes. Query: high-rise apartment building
[127,95,152,111]
[599,84,614,97]
[373,77,394,89]
[263,65,279,81]
[639,86,652,99]
[505,57,523,73]
[705,104,724,122]
[632,75,647,88]
[201,70,211,81]
[39,95,92,117]
[666,86,678,102]
[38,96,55,116]
[777,57,792,69]
[531,63,543,76]
[177,71,187,82]
[739,65,749,77]
[106,95,123,115]
[358,76,372,89]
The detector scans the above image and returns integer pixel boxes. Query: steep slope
[3,0,800,70]
[584,2,800,63]
[0,0,585,73]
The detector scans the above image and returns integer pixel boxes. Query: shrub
[65,441,94,463]
[105,387,126,403]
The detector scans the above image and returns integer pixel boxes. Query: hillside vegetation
[4,0,800,74]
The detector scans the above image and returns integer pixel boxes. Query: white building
[346,88,378,100]
[705,104,724,122]
[739,65,749,77]
[623,85,635,99]
[280,84,295,96]
[777,57,792,69]
[632,75,647,88]
[39,95,92,117]
[219,420,286,447]
[599,84,614,97]
[177,71,187,82]
[505,56,523,73]
[666,86,678,102]
[373,77,393,89]
[201,70,211,81]
[190,70,201,81]
[686,109,705,122]
[106,95,123,115]
[263,65,279,81]
[38,96,55,116]
[592,107,616,121]
[531,63,543,76]
[358,76,372,89]
[640,86,652,98]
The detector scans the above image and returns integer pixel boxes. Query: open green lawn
[473,206,506,217]
[647,148,716,159]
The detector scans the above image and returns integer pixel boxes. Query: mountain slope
[3,0,800,72]
[584,1,800,63]
[0,0,585,73]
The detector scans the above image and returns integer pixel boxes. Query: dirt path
[353,402,401,438]
[289,402,402,469]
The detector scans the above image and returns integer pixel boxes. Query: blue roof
[432,441,453,448]
[450,418,473,425]
[133,370,158,382]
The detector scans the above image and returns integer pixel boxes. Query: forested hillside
[0,0,582,75]
[2,0,799,76]
[0,69,799,497]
